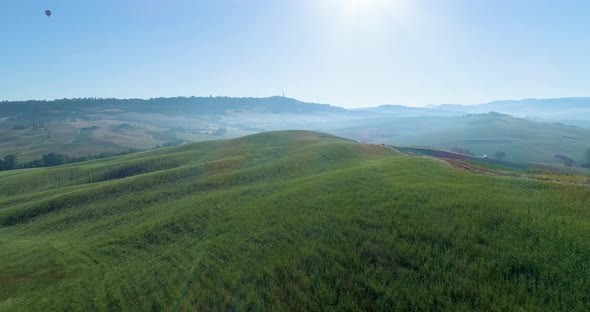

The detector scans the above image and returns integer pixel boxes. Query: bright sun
[342,0,381,9]
[320,0,403,20]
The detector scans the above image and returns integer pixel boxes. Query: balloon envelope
[45,10,51,17]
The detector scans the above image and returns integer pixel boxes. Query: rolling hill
[432,97,590,126]
[327,112,590,165]
[1,131,588,311]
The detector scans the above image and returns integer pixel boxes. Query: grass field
[0,131,589,310]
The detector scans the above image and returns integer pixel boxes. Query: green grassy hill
[1,131,589,311]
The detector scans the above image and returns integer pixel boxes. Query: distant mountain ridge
[430,97,590,122]
[360,104,463,117]
[2,96,589,121]
[0,96,344,117]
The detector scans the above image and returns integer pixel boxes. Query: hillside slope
[0,131,589,311]
[328,113,590,164]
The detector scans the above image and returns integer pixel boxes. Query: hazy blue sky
[1,0,589,107]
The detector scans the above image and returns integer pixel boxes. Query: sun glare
[342,0,381,10]
[318,0,405,23]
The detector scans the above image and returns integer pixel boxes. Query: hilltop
[1,131,588,310]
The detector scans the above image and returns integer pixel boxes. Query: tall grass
[0,131,588,311]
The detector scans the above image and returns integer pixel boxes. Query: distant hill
[432,97,590,122]
[1,131,588,310]
[0,96,343,117]
[354,104,463,117]
[0,97,349,161]
[326,112,590,165]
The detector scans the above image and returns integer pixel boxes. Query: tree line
[0,149,139,172]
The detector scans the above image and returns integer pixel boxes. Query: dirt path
[441,158,590,186]
[444,159,520,177]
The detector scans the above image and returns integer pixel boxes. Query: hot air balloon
[45,10,52,17]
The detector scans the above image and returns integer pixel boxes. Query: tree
[214,127,227,136]
[555,154,576,167]
[2,154,18,170]
[42,153,69,167]
[495,151,506,160]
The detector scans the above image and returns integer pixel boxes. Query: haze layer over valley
[2,96,590,170]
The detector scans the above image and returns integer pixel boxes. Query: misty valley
[2,97,590,172]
